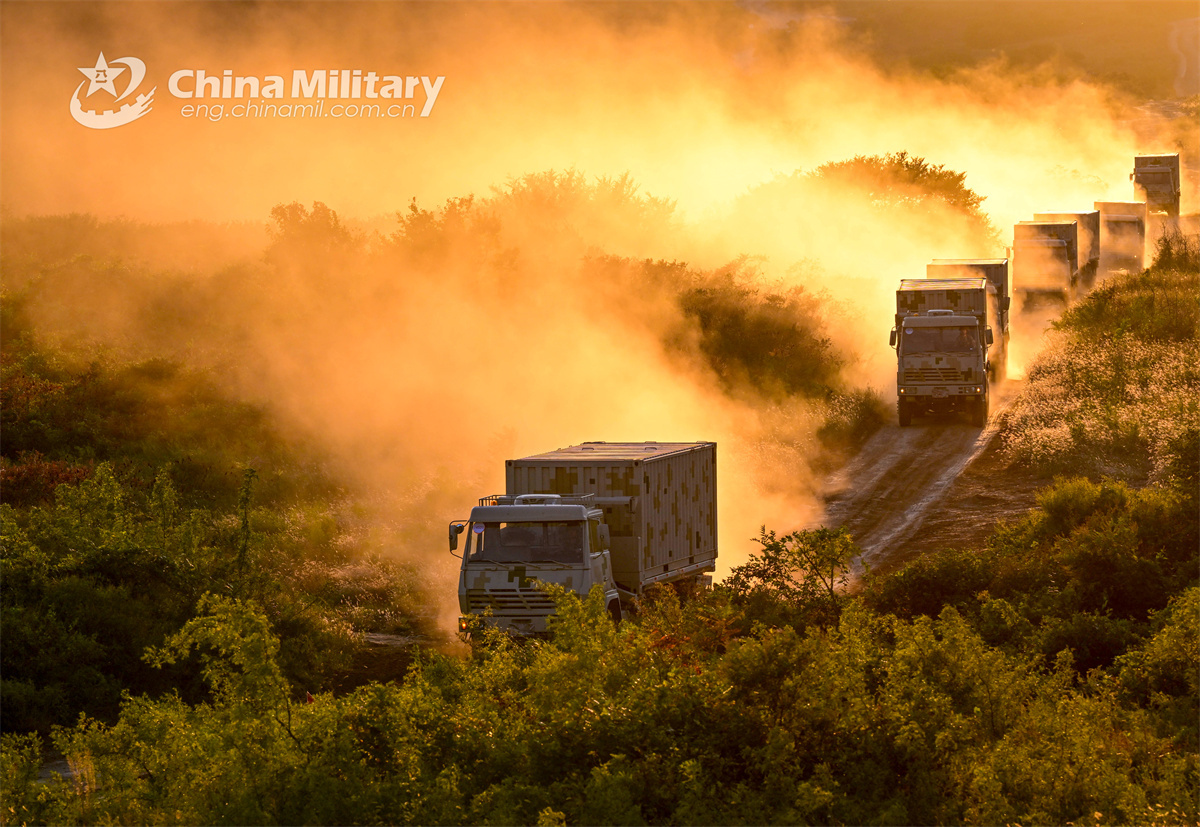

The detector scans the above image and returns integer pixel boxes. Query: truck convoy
[1132,154,1181,218]
[886,154,1178,432]
[1012,219,1079,309]
[451,442,717,635]
[890,274,1002,427]
[1034,211,1100,291]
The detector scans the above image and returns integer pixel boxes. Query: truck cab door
[588,519,614,589]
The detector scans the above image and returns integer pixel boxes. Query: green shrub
[861,546,997,621]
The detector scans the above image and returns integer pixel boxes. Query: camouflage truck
[925,259,1010,381]
[890,278,997,427]
[451,442,717,635]
[1132,154,1181,218]
[1094,201,1147,275]
[1034,211,1100,291]
[1013,220,1079,309]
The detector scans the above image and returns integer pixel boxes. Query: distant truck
[925,259,1010,381]
[1034,211,1100,291]
[1132,154,1181,218]
[1013,220,1079,309]
[890,278,997,427]
[1094,201,1147,275]
[451,442,717,635]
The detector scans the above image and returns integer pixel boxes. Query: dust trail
[1,3,1188,628]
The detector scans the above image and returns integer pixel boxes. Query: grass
[1002,254,1199,480]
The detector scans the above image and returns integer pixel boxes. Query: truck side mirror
[889,328,897,347]
[597,524,611,552]
[449,522,466,554]
[985,328,994,345]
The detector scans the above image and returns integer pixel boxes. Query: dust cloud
[1,2,1188,620]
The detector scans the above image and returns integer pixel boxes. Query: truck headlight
[899,387,906,394]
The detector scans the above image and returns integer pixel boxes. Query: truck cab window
[902,326,976,353]
[947,327,977,352]
[902,327,938,352]
[469,521,585,565]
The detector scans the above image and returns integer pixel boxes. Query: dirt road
[818,381,1041,576]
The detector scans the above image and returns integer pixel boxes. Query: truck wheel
[971,397,988,428]
[898,398,912,427]
[608,601,623,624]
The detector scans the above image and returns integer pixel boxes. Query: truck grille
[904,368,963,382]
[466,589,556,614]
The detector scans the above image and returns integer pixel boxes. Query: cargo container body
[1095,201,1147,275]
[453,442,717,635]
[1013,220,1079,309]
[1132,154,1181,217]
[1034,212,1100,290]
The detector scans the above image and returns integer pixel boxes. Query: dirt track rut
[817,382,1025,575]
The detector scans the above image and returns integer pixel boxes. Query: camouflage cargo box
[507,442,717,593]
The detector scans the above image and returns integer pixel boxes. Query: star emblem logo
[78,52,126,97]
[69,52,155,129]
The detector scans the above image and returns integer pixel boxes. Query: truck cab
[451,493,621,636]
[891,305,993,427]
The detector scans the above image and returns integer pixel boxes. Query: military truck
[925,259,1010,381]
[1034,211,1100,291]
[1094,201,1147,275]
[1132,154,1181,218]
[451,442,717,635]
[890,278,997,427]
[1012,220,1079,309]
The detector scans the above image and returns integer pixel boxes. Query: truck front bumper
[459,613,551,636]
[899,385,985,399]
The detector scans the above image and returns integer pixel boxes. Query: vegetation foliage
[1,302,435,734]
[809,151,993,231]
[1003,244,1199,480]
[740,151,1002,252]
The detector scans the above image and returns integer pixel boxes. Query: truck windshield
[901,326,978,354]
[468,521,585,565]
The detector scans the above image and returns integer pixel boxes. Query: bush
[861,546,997,621]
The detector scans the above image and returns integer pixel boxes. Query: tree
[723,526,859,630]
[807,151,1000,249]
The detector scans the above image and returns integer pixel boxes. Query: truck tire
[898,398,912,427]
[608,600,623,624]
[971,396,988,428]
